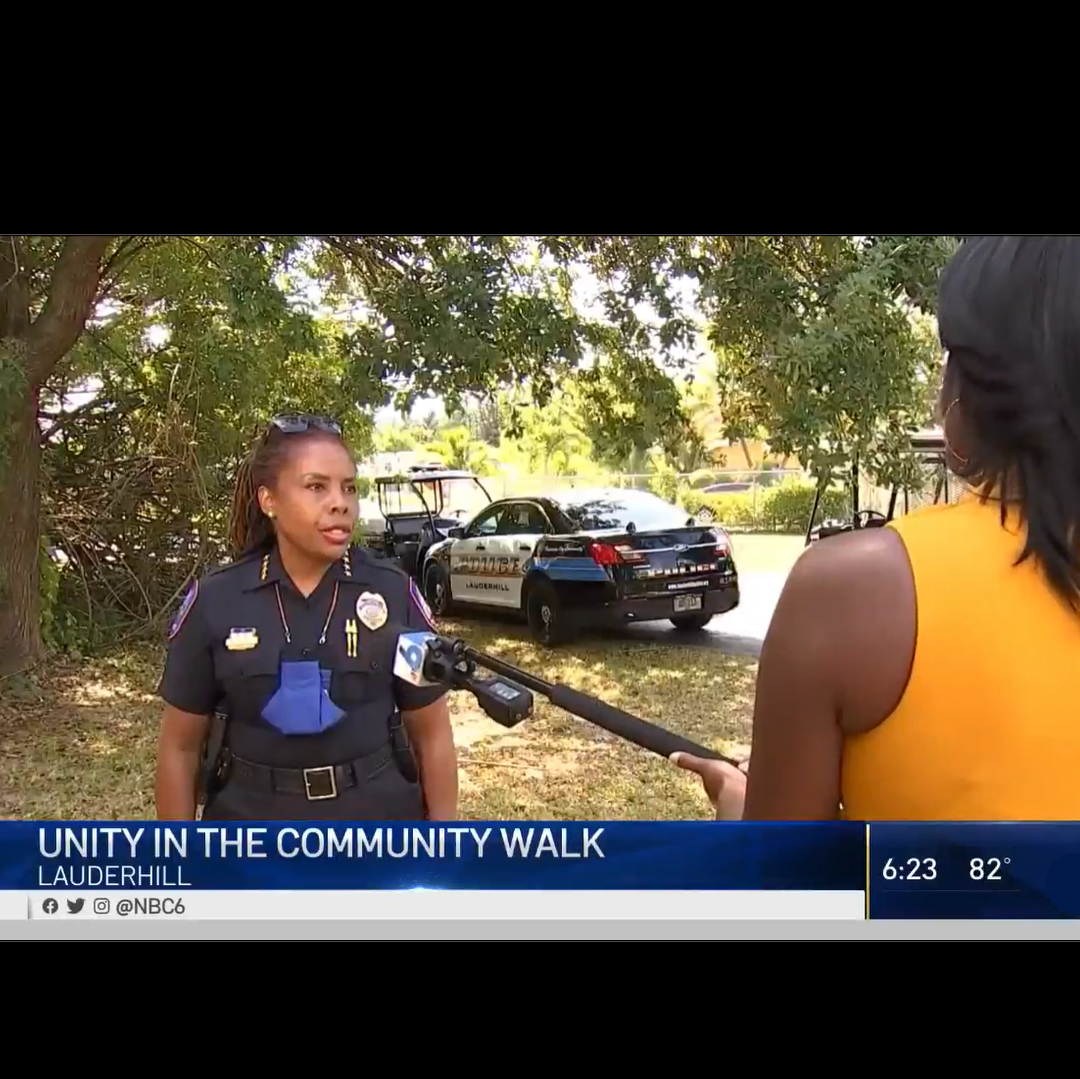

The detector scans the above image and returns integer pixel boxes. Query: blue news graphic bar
[1,821,866,892]
[868,823,1080,918]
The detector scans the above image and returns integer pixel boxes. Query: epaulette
[348,544,402,577]
[205,551,262,578]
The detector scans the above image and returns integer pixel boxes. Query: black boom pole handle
[545,684,740,766]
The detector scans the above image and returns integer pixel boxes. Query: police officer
[154,414,458,821]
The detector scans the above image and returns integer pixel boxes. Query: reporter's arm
[740,528,916,819]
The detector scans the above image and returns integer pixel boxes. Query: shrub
[679,478,851,533]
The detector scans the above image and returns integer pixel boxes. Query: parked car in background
[420,487,740,645]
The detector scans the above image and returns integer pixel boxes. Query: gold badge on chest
[356,591,388,631]
[345,617,358,658]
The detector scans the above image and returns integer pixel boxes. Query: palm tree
[422,426,491,474]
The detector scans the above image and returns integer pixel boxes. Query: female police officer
[154,414,458,821]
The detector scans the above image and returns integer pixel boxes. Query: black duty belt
[225,744,393,801]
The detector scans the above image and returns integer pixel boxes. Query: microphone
[393,631,441,688]
[394,628,739,766]
[394,628,534,726]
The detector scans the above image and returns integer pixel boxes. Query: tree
[544,235,953,485]
[699,236,955,486]
[1,237,115,673]
[0,235,695,673]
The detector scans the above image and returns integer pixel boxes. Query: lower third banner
[0,821,867,920]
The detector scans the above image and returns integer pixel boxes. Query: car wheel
[424,563,453,616]
[670,612,714,631]
[526,580,566,646]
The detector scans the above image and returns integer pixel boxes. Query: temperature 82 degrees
[969,856,1011,882]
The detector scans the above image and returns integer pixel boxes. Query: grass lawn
[0,618,758,821]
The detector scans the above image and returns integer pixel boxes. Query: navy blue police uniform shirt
[157,544,447,769]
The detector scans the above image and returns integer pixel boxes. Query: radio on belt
[393,629,739,765]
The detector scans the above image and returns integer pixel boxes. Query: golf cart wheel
[670,612,714,632]
[526,580,566,646]
[424,563,453,617]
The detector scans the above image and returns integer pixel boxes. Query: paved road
[442,571,791,659]
[614,571,788,657]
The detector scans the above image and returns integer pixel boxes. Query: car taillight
[588,542,644,565]
[713,528,731,556]
[589,541,620,565]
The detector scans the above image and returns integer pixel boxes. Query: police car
[419,487,740,645]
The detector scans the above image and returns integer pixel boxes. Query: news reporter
[674,236,1080,821]
[154,414,457,821]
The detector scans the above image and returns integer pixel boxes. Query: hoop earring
[942,398,968,465]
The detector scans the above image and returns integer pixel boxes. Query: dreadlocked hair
[227,425,352,559]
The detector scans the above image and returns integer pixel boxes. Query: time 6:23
[882,857,937,881]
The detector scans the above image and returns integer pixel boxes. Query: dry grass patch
[0,622,758,821]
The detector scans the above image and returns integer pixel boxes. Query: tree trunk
[0,235,113,675]
[739,437,755,471]
[0,384,43,674]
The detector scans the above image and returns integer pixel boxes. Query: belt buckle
[303,766,338,800]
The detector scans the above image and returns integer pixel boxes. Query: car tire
[424,563,453,617]
[526,580,566,646]
[670,612,714,631]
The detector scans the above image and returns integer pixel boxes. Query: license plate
[673,594,702,612]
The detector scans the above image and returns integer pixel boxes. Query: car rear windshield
[559,495,692,532]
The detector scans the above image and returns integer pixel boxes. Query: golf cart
[366,464,493,580]
[805,430,954,545]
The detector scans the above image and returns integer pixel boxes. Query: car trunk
[581,526,736,598]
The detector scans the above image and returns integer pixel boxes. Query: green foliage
[680,479,851,534]
[4,233,958,661]
[420,425,493,474]
[647,458,681,502]
[698,236,952,486]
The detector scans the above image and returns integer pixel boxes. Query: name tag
[225,628,259,651]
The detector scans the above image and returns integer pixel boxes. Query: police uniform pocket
[213,648,280,708]
[331,631,396,706]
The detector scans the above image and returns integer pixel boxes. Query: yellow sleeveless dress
[840,495,1080,820]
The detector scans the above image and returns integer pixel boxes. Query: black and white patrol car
[419,487,739,645]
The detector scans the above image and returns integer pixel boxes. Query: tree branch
[96,236,157,301]
[0,235,31,340]
[25,235,113,385]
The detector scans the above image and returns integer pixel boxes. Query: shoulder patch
[408,577,437,630]
[167,580,199,641]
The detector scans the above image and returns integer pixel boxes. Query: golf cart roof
[908,427,945,453]
[377,469,480,484]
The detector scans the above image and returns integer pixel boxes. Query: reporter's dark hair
[227,424,352,558]
[937,236,1080,609]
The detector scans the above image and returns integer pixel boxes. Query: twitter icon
[67,898,84,913]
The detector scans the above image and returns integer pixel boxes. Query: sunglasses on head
[267,413,343,436]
